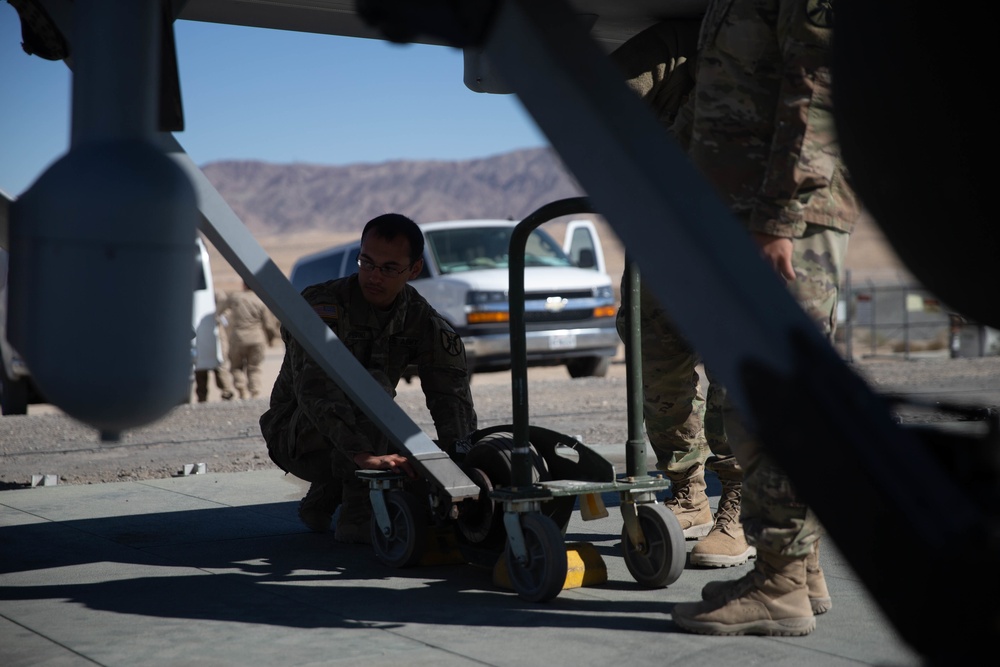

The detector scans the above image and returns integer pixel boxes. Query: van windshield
[425,226,573,274]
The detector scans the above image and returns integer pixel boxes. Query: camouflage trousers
[618,224,848,557]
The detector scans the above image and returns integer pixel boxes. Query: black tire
[621,503,686,588]
[566,356,609,379]
[505,512,567,603]
[462,432,551,549]
[371,489,429,568]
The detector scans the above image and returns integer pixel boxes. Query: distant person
[220,282,279,399]
[194,288,236,402]
[259,213,477,543]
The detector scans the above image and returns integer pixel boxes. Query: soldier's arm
[416,316,478,453]
[748,0,837,239]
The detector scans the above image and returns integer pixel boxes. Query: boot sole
[689,546,756,568]
[674,614,816,636]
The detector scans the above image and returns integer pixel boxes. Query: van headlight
[594,285,614,300]
[467,290,508,305]
[466,290,509,324]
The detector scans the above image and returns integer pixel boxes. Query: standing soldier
[610,20,749,569]
[221,282,279,399]
[668,0,859,636]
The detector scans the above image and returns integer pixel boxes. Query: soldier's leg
[228,341,248,398]
[334,419,389,545]
[690,372,756,566]
[681,227,847,630]
[263,413,342,533]
[194,370,209,403]
[244,343,266,398]
[617,282,711,537]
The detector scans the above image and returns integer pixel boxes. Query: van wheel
[566,356,609,379]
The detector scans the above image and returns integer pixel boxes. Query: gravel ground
[2,353,999,489]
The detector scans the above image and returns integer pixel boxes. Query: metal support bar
[623,257,647,478]
[508,196,595,488]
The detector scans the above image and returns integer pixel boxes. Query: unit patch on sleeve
[806,0,834,28]
[441,330,463,356]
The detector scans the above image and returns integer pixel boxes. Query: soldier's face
[357,234,423,309]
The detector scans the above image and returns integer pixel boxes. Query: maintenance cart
[362,197,687,602]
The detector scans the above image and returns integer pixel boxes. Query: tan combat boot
[664,464,713,539]
[689,479,755,567]
[673,550,816,636]
[701,539,832,615]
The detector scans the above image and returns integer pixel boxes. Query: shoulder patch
[312,304,339,323]
[441,330,463,357]
[806,0,834,28]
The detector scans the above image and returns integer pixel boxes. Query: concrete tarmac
[0,462,924,667]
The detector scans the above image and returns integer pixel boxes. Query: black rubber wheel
[371,489,428,568]
[462,432,550,549]
[621,503,685,588]
[505,512,567,603]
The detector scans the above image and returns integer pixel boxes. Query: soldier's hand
[752,233,795,282]
[353,452,416,478]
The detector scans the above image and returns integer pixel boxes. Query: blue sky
[0,9,548,197]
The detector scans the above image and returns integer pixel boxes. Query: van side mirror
[577,248,596,269]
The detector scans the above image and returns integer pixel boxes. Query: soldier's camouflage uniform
[612,19,738,486]
[259,274,477,500]
[617,0,860,559]
[221,288,279,398]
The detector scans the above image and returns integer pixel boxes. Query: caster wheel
[371,489,428,568]
[505,513,567,602]
[621,503,685,588]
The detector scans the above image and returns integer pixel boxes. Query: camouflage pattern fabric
[733,224,848,556]
[685,0,860,239]
[617,0,859,558]
[612,19,737,478]
[685,0,858,558]
[260,274,477,480]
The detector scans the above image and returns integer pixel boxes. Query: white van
[192,237,223,377]
[289,219,619,377]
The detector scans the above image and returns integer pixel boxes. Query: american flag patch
[313,304,339,321]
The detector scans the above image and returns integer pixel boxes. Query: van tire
[566,356,609,379]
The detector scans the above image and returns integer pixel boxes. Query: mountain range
[201,147,585,236]
[200,146,909,293]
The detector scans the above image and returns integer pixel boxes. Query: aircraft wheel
[505,512,567,603]
[371,489,428,568]
[621,503,685,588]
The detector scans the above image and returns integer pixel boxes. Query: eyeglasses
[357,257,412,277]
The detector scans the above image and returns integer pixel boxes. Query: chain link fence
[836,271,997,362]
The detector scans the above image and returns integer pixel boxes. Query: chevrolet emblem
[544,296,569,312]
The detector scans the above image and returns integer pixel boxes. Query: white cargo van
[289,219,619,377]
